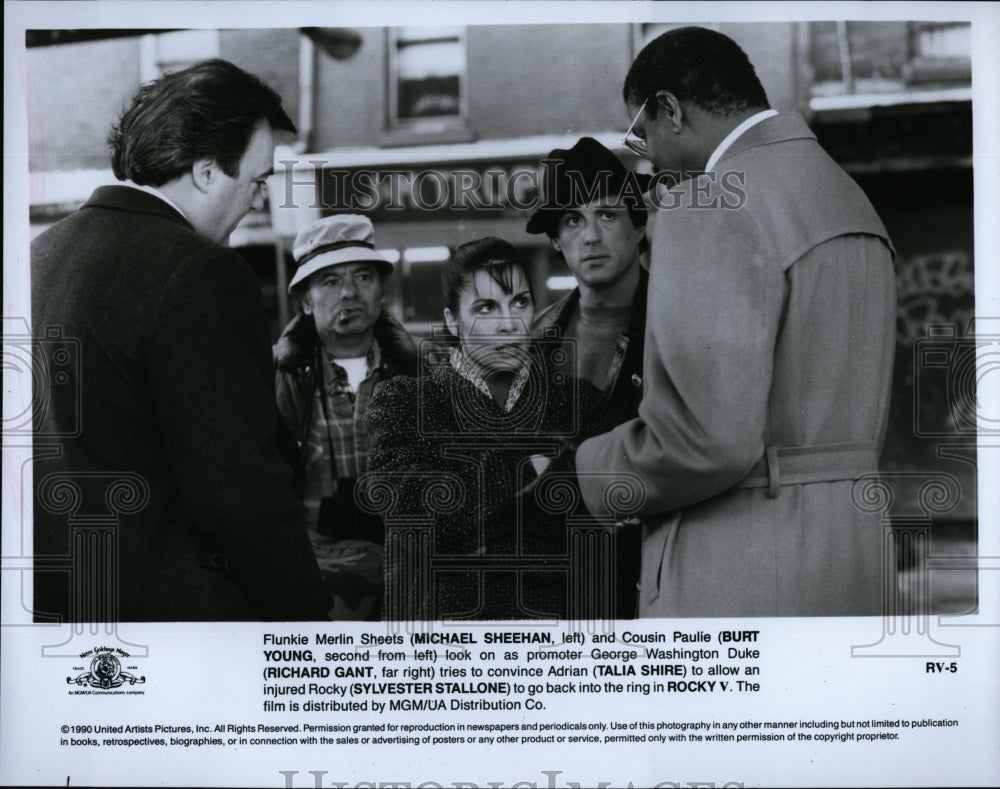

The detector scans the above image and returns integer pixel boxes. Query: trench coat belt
[734,441,880,499]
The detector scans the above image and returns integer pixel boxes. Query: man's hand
[517,440,581,513]
[529,454,552,475]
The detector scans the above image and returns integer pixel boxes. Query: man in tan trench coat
[574,27,897,616]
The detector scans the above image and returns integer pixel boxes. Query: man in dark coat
[31,59,330,622]
[526,137,650,618]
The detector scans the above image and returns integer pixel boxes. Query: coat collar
[448,347,531,413]
[275,310,418,374]
[715,112,818,167]
[83,184,193,230]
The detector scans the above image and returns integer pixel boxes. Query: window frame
[386,26,469,135]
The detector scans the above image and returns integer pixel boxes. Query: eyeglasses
[622,99,648,156]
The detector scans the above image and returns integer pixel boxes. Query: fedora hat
[288,214,392,293]
[526,137,650,235]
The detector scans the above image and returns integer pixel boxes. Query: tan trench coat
[576,114,897,617]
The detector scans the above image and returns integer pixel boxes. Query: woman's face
[444,266,535,374]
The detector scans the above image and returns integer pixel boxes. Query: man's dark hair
[544,203,649,263]
[109,58,296,186]
[544,204,647,243]
[623,27,769,118]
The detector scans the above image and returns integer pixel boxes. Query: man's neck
[153,180,198,222]
[320,331,375,360]
[704,108,778,172]
[685,106,770,172]
[126,181,190,222]
[577,261,640,308]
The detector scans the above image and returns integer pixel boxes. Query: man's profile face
[554,199,643,291]
[625,97,676,174]
[301,262,384,342]
[202,119,275,244]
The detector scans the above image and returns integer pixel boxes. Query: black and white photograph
[3,1,998,787]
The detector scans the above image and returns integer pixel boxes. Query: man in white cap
[275,214,417,616]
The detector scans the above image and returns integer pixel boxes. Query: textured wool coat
[31,186,329,622]
[576,114,897,617]
[366,353,613,621]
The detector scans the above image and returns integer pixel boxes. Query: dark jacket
[273,310,418,446]
[273,311,418,543]
[531,267,648,426]
[31,185,330,622]
[531,266,649,618]
[365,351,614,621]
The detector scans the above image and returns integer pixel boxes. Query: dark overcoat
[366,354,613,621]
[31,186,329,622]
[576,114,897,617]
[531,267,648,427]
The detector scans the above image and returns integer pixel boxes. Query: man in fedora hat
[526,136,651,618]
[274,214,417,617]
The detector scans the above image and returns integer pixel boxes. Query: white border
[4,3,999,788]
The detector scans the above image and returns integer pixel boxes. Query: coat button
[631,373,642,388]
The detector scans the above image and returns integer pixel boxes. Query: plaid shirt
[301,341,383,528]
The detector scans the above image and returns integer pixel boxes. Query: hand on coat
[516,440,582,518]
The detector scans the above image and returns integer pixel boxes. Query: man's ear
[443,307,459,338]
[550,236,561,253]
[300,291,314,316]
[190,158,217,194]
[655,90,683,131]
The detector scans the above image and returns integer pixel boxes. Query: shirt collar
[704,109,779,172]
[324,339,381,376]
[449,347,530,413]
[122,181,190,222]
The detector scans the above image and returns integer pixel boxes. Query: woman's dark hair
[109,58,296,186]
[441,237,532,318]
[623,27,769,118]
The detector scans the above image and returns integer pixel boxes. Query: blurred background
[24,20,977,614]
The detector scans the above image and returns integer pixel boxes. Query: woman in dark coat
[365,238,612,621]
